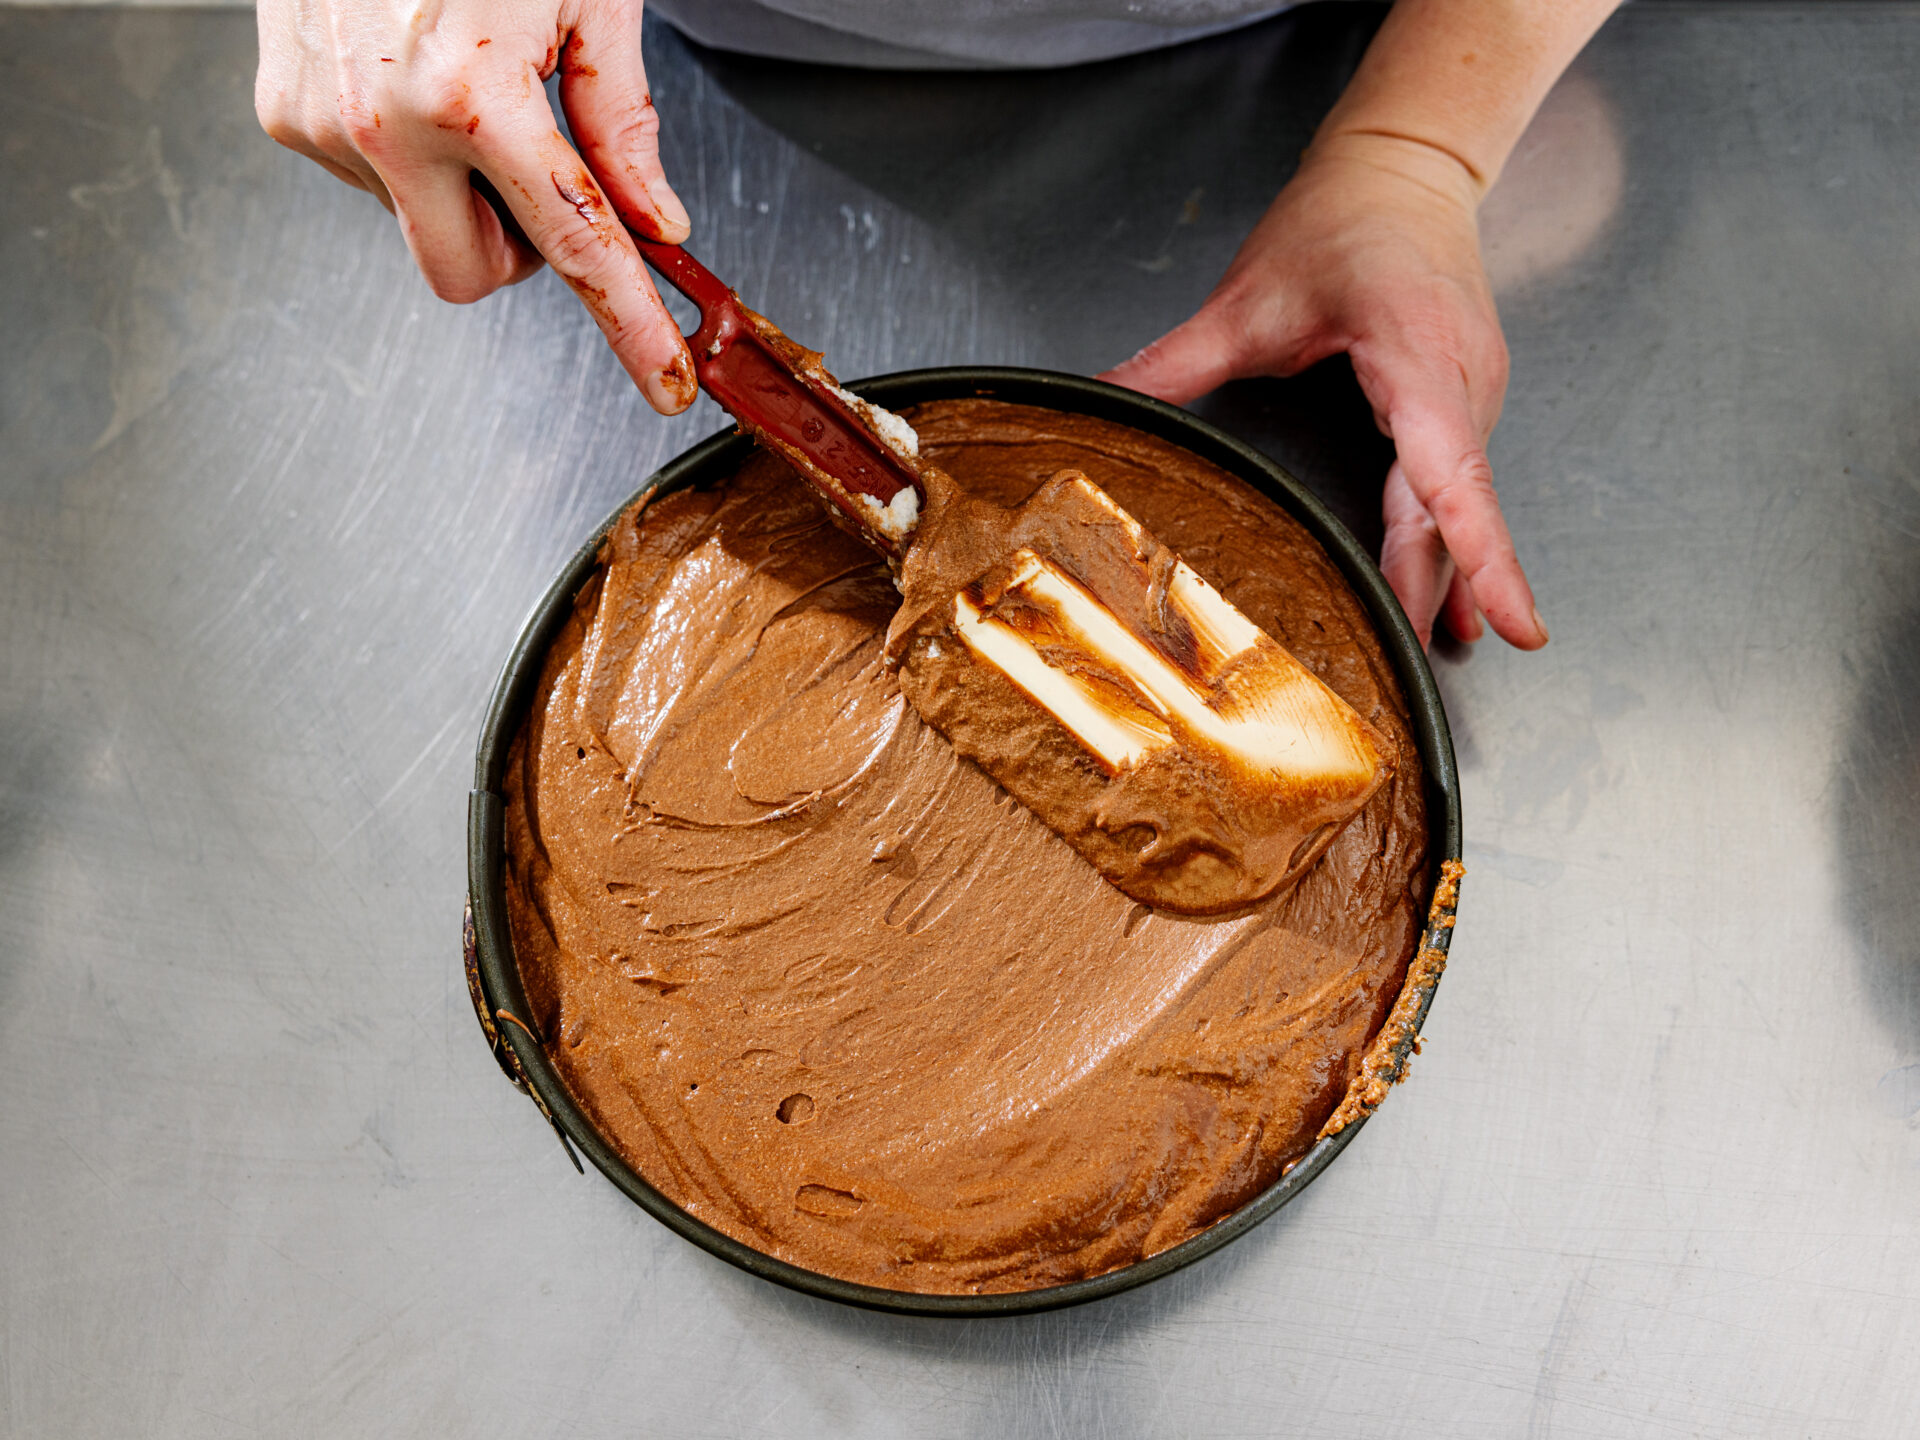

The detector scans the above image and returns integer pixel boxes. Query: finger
[1099,305,1244,406]
[469,170,545,285]
[386,162,531,303]
[471,109,695,413]
[261,103,397,210]
[313,147,398,213]
[1377,460,1452,650]
[559,1,690,243]
[316,154,377,196]
[1377,363,1546,649]
[1441,568,1484,644]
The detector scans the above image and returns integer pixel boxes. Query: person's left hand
[1102,133,1548,651]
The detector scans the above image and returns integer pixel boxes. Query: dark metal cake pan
[464,366,1463,1317]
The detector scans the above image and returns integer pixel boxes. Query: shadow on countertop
[1837,590,1920,1062]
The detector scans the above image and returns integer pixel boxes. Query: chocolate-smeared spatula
[634,237,1391,915]
[634,239,925,559]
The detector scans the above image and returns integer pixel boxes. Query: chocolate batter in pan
[503,400,1429,1294]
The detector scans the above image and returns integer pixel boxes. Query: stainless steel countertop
[4,4,1917,1434]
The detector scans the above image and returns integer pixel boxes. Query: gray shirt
[649,0,1294,68]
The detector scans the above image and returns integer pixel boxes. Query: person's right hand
[256,0,697,414]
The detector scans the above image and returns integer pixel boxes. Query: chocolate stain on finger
[564,33,598,78]
[434,81,477,134]
[654,351,697,411]
[565,277,615,327]
[552,169,623,247]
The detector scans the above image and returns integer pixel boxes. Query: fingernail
[628,180,691,242]
[642,351,697,415]
[654,184,690,238]
[1531,605,1550,644]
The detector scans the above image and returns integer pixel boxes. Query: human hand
[255,0,696,414]
[1102,135,1547,650]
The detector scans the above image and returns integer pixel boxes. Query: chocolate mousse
[501,399,1432,1294]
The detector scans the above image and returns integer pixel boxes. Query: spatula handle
[631,237,736,358]
[633,236,925,561]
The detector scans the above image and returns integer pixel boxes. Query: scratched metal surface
[4,3,1918,1435]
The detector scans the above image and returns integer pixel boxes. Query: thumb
[559,0,690,243]
[1099,305,1244,406]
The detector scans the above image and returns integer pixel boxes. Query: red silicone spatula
[633,238,926,561]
